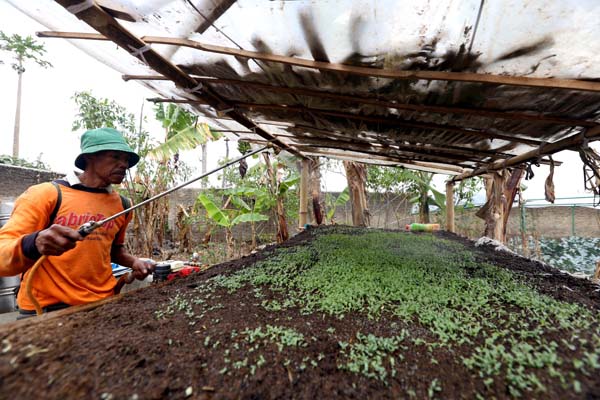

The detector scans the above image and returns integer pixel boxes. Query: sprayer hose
[25,255,47,315]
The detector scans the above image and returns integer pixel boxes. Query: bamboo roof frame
[125,74,598,128]
[233,102,546,145]
[36,2,600,179]
[144,95,547,146]
[453,125,600,181]
[147,95,561,168]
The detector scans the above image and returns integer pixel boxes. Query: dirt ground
[0,227,599,399]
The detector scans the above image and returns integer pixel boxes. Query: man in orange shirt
[0,128,154,317]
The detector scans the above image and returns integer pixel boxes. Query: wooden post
[593,260,600,282]
[299,158,309,229]
[445,181,455,233]
[308,157,324,225]
[492,172,505,242]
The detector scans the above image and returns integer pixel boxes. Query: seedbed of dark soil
[0,226,599,399]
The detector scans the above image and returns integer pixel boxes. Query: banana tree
[262,152,300,243]
[218,152,299,245]
[402,170,445,223]
[151,103,219,164]
[325,187,350,224]
[196,192,269,258]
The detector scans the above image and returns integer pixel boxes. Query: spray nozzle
[77,221,101,237]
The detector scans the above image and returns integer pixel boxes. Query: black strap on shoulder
[119,195,131,218]
[48,181,62,228]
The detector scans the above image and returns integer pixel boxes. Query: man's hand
[35,224,82,256]
[130,258,156,280]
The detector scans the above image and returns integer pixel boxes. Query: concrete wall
[452,205,600,239]
[1,164,598,241]
[0,164,63,213]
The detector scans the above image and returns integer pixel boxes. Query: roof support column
[309,157,324,225]
[299,158,309,229]
[445,181,455,233]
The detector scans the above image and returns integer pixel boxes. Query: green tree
[196,191,269,258]
[367,166,482,224]
[0,31,52,158]
[72,91,137,133]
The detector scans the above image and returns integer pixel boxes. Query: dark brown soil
[0,226,599,400]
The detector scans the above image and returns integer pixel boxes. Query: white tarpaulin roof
[8,0,600,177]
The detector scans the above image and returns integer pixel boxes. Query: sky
[0,1,598,206]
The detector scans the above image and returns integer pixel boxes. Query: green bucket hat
[75,128,140,169]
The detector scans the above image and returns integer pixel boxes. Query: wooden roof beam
[281,134,477,165]
[236,102,545,146]
[289,123,512,160]
[37,31,600,92]
[189,0,237,34]
[242,138,466,174]
[142,36,600,92]
[147,98,562,166]
[240,130,473,166]
[452,126,600,181]
[126,74,599,128]
[147,96,543,145]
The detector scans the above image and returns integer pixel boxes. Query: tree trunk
[251,221,257,248]
[275,197,288,243]
[477,171,513,242]
[263,153,289,243]
[309,157,324,225]
[298,159,309,228]
[502,168,524,240]
[12,70,23,158]
[225,228,234,259]
[343,161,370,227]
[418,190,430,223]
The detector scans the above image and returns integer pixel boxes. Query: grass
[155,229,600,397]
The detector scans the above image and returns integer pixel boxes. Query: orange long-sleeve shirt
[0,181,132,310]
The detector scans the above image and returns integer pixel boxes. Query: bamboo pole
[299,159,309,229]
[446,181,455,233]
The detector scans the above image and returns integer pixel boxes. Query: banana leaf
[148,123,215,160]
[326,187,350,220]
[197,193,230,227]
[231,212,269,226]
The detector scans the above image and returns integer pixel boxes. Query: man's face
[85,151,130,185]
